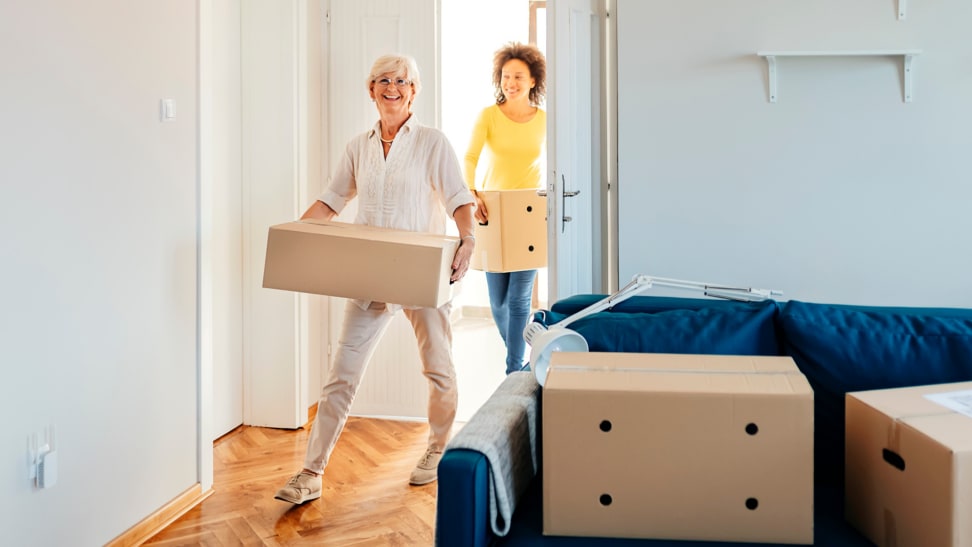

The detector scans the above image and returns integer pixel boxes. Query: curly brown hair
[492,42,546,106]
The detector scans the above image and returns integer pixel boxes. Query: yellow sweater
[463,104,546,191]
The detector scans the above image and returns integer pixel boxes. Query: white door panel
[241,0,310,429]
[547,0,602,301]
[211,0,244,439]
[326,0,438,419]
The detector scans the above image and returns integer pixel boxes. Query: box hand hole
[745,423,759,435]
[882,448,906,471]
[599,420,612,432]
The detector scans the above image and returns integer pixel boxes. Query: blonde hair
[367,54,422,95]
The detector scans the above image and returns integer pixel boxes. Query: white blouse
[319,115,473,235]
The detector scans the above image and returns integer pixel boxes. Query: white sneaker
[408,448,444,486]
[274,471,322,504]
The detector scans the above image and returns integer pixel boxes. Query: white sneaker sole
[274,490,322,504]
[408,474,438,486]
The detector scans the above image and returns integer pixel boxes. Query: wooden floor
[144,417,438,546]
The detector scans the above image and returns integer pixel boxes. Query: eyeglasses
[374,77,411,89]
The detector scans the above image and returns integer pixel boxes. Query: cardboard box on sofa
[262,219,459,308]
[470,189,546,272]
[845,382,972,547]
[542,352,814,544]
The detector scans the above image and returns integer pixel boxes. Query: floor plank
[146,312,512,546]
[144,417,437,546]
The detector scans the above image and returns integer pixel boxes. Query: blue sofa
[436,295,972,546]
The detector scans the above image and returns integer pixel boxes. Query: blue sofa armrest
[436,371,541,547]
[436,449,493,547]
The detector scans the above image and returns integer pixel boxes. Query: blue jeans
[485,270,536,374]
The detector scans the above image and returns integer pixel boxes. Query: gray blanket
[446,371,540,536]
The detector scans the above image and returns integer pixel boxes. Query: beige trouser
[303,300,458,474]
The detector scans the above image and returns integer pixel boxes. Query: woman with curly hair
[463,42,547,375]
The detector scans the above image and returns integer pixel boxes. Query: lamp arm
[523,273,782,385]
[548,275,654,330]
[548,275,782,330]
[648,276,783,302]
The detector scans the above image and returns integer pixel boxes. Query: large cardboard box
[543,352,814,544]
[845,382,972,547]
[470,189,546,272]
[262,219,459,308]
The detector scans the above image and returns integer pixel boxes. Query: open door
[546,0,604,301]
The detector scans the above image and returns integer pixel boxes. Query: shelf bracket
[757,50,920,104]
[898,0,907,20]
[764,55,778,103]
[903,53,915,102]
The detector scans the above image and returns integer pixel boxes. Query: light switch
[27,425,58,488]
[161,99,176,122]
[39,450,58,488]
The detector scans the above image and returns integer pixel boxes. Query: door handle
[536,183,580,199]
[539,175,581,232]
[536,187,580,198]
[560,174,576,233]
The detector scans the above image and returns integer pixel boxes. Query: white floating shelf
[756,50,922,103]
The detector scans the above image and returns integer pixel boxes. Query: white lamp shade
[529,328,589,386]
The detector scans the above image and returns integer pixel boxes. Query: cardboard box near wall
[845,382,972,547]
[262,219,459,308]
[470,189,546,272]
[543,352,814,544]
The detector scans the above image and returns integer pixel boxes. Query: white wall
[0,1,201,544]
[615,0,972,307]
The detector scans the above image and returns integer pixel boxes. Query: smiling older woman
[273,54,476,505]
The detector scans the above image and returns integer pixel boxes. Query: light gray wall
[0,1,200,544]
[616,0,972,307]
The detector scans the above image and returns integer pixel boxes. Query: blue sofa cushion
[779,300,972,487]
[543,295,782,356]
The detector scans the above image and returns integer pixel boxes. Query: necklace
[380,136,394,144]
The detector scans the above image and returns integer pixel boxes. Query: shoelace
[289,472,314,488]
[418,450,441,467]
